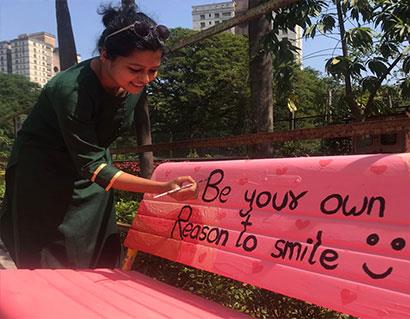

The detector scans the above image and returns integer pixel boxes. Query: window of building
[200,22,206,28]
[209,13,211,17]
[222,12,231,16]
[215,13,220,18]
[209,21,212,25]
[200,14,205,19]
[215,20,220,24]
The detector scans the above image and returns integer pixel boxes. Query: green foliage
[267,0,409,120]
[0,72,41,131]
[0,129,12,161]
[132,253,354,319]
[274,67,329,123]
[0,169,5,200]
[0,73,41,161]
[149,28,251,154]
[115,198,139,224]
[0,183,4,200]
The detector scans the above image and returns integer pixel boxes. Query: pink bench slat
[124,153,410,319]
[0,269,250,319]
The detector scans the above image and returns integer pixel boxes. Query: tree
[0,73,41,159]
[148,28,250,157]
[55,0,78,70]
[273,67,329,128]
[134,91,154,178]
[267,0,409,121]
[118,0,155,178]
[249,0,274,157]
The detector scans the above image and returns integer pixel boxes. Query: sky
[0,0,337,73]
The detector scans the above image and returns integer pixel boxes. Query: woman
[0,4,197,269]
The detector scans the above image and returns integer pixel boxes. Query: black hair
[96,3,165,59]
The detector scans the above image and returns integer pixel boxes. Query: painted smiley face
[362,233,406,280]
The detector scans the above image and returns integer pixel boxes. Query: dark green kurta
[0,59,142,268]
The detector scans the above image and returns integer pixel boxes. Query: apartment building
[52,48,81,74]
[0,32,55,86]
[235,0,303,63]
[192,1,236,33]
[192,0,303,64]
[0,42,12,74]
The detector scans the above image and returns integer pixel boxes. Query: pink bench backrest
[124,153,410,319]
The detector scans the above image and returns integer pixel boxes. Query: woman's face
[103,49,162,94]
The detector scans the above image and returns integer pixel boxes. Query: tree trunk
[55,0,77,71]
[121,0,154,178]
[249,0,273,158]
[335,0,361,121]
[249,0,273,157]
[134,92,154,178]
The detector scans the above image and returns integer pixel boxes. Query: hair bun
[99,3,140,28]
[99,5,121,28]
[96,2,164,57]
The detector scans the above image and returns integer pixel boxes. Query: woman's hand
[163,175,198,201]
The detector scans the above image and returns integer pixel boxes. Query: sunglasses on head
[104,21,170,44]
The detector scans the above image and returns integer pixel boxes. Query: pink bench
[1,153,410,319]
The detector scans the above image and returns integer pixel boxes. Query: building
[0,42,12,74]
[192,1,236,33]
[52,47,81,74]
[0,32,55,86]
[234,0,303,64]
[192,0,303,64]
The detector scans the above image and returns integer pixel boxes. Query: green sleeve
[49,83,122,191]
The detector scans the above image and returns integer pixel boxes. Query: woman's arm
[112,172,197,200]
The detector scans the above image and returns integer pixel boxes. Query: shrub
[0,169,5,200]
[132,253,355,319]
[115,198,139,225]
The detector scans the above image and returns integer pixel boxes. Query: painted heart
[238,178,248,185]
[276,167,288,175]
[319,159,333,167]
[370,165,387,175]
[340,289,357,305]
[252,262,264,274]
[219,211,227,219]
[198,252,207,263]
[295,219,310,230]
